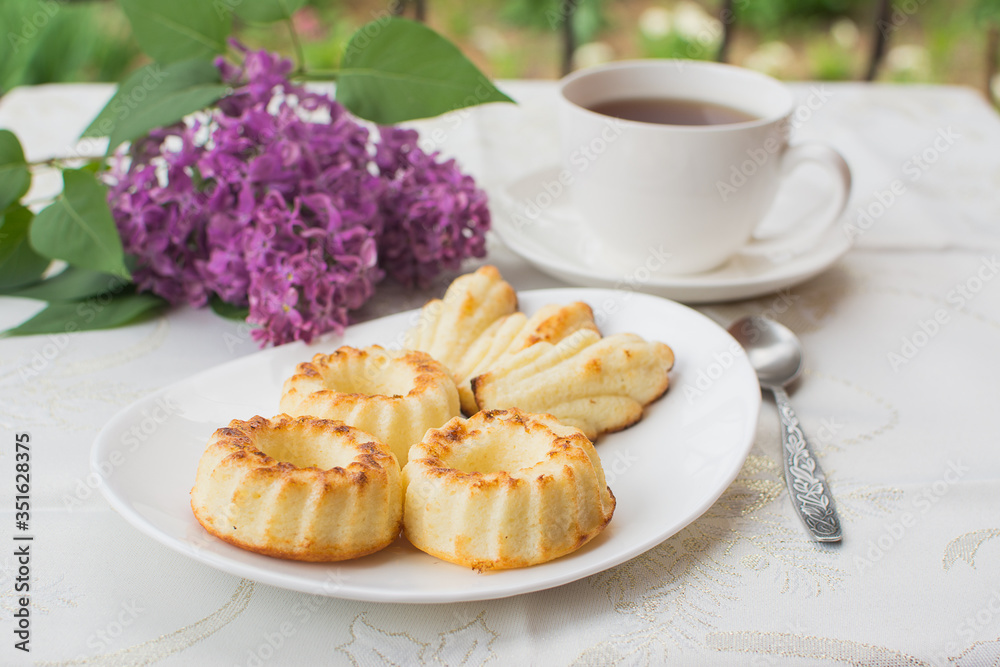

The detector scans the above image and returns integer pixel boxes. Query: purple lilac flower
[375,127,489,288]
[105,43,490,346]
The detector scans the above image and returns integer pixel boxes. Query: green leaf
[80,160,104,175]
[0,130,31,212]
[210,294,250,321]
[82,59,229,151]
[29,169,129,278]
[0,206,49,290]
[234,0,307,23]
[8,266,128,302]
[0,205,33,266]
[337,18,514,124]
[118,0,231,64]
[3,292,165,337]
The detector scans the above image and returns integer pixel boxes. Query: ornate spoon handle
[771,386,842,542]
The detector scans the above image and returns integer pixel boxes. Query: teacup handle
[741,143,852,261]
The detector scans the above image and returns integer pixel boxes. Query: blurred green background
[2,0,997,104]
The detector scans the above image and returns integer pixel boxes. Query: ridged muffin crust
[403,265,518,373]
[402,408,616,570]
[280,345,460,466]
[449,301,600,414]
[471,329,675,439]
[190,414,402,562]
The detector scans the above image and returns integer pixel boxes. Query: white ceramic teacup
[558,59,852,275]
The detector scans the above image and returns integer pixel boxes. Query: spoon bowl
[728,316,804,389]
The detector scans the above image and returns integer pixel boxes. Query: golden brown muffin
[402,408,615,570]
[279,345,460,466]
[191,415,402,562]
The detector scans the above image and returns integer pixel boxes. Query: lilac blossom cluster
[106,44,489,346]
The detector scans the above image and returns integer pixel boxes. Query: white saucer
[491,166,851,303]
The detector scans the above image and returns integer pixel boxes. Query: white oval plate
[93,288,759,603]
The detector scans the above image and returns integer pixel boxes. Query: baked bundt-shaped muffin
[279,345,460,466]
[401,408,616,570]
[404,265,517,373]
[191,415,402,562]
[450,302,599,414]
[471,329,675,440]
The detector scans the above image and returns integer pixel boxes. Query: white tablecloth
[2,80,1000,666]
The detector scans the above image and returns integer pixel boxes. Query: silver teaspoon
[728,316,842,543]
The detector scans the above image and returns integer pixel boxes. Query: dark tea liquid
[588,97,758,126]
